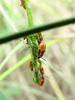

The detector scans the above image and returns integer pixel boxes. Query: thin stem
[0,54,30,80]
[25,0,40,83]
[0,17,75,44]
[44,64,66,100]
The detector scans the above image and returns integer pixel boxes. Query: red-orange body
[29,61,33,71]
[38,40,46,58]
[20,0,26,9]
[39,66,44,86]
[39,76,44,86]
[29,60,45,86]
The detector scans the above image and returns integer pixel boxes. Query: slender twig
[0,17,75,44]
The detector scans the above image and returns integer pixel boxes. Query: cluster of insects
[20,0,46,86]
[29,33,46,86]
[20,0,26,9]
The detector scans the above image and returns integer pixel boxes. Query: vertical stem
[25,0,40,83]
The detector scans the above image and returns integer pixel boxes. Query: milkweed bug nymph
[40,67,44,75]
[38,66,45,86]
[29,61,33,71]
[38,40,46,58]
[37,33,43,44]
[39,76,44,86]
[20,0,26,9]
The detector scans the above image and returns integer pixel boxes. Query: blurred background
[0,0,75,100]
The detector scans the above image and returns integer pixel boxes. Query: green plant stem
[25,0,41,83]
[0,54,31,80]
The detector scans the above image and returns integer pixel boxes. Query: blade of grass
[44,63,66,100]
[0,41,23,70]
[0,5,18,32]
[43,58,75,93]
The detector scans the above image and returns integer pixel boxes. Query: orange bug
[29,61,33,71]
[36,33,43,44]
[38,76,44,86]
[36,65,44,86]
[39,67,45,86]
[29,61,45,86]
[20,0,26,9]
[38,40,46,58]
[40,67,44,75]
